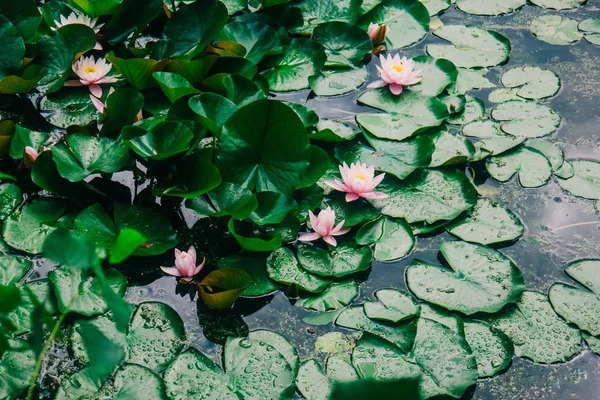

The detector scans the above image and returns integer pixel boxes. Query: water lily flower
[298,207,350,247]
[367,23,389,46]
[65,56,117,97]
[367,54,423,95]
[324,162,388,202]
[53,11,104,50]
[161,246,205,282]
[23,146,38,169]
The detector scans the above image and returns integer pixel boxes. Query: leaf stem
[552,221,600,231]
[25,313,68,400]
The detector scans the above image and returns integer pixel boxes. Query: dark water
[21,1,600,398]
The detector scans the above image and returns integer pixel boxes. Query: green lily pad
[549,259,600,336]
[530,0,585,10]
[525,138,566,172]
[335,306,417,352]
[5,281,55,337]
[530,15,583,45]
[0,183,20,220]
[261,38,326,91]
[186,182,258,220]
[266,247,332,293]
[370,169,477,224]
[420,0,451,16]
[0,255,30,286]
[419,303,464,333]
[355,218,415,261]
[406,241,525,314]
[428,129,476,167]
[124,121,194,160]
[486,146,553,188]
[218,21,282,64]
[188,93,238,136]
[0,15,24,80]
[321,196,380,227]
[312,119,359,142]
[296,280,359,311]
[39,88,98,128]
[426,25,511,68]
[108,57,168,91]
[579,18,600,45]
[447,95,485,125]
[297,243,372,278]
[154,151,222,199]
[358,0,430,48]
[446,199,524,245]
[309,66,368,96]
[556,160,600,199]
[249,191,298,226]
[72,312,127,365]
[312,21,372,68]
[291,0,363,34]
[356,89,449,141]
[464,320,513,378]
[364,289,420,323]
[296,360,332,400]
[49,265,126,316]
[486,291,581,364]
[584,334,600,355]
[2,198,68,254]
[218,254,279,297]
[218,99,310,194]
[496,66,560,100]
[198,269,251,309]
[456,0,526,16]
[248,329,300,375]
[449,68,495,95]
[492,101,561,138]
[407,56,458,96]
[0,340,35,400]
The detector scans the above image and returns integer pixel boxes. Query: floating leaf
[198,268,252,309]
[446,199,524,245]
[0,340,35,400]
[407,241,525,314]
[549,260,600,336]
[524,138,566,171]
[312,21,372,67]
[309,66,368,96]
[464,320,513,378]
[355,218,415,261]
[291,0,363,34]
[218,21,282,64]
[449,68,495,95]
[428,129,475,167]
[249,192,298,226]
[296,360,332,400]
[486,291,581,364]
[530,15,583,45]
[312,119,359,142]
[186,182,258,219]
[370,169,477,224]
[420,0,451,16]
[297,243,372,278]
[296,281,359,311]
[39,88,98,128]
[188,93,238,136]
[491,100,561,138]
[408,56,458,96]
[218,254,279,297]
[364,289,420,323]
[5,282,55,337]
[0,183,20,221]
[486,146,553,188]
[456,0,526,16]
[530,0,586,10]
[495,66,560,100]
[248,330,300,375]
[447,95,485,125]
[266,247,331,293]
[579,18,600,45]
[556,160,600,199]
[426,25,511,68]
[123,121,194,160]
[320,196,380,227]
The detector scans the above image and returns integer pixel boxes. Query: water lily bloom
[161,246,205,282]
[367,54,423,95]
[53,11,104,50]
[65,56,117,97]
[324,162,388,202]
[367,23,389,46]
[23,146,38,169]
[298,207,350,247]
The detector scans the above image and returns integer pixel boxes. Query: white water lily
[65,56,117,97]
[53,11,104,50]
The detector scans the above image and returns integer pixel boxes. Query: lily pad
[0,340,35,400]
[491,101,561,138]
[313,119,359,142]
[579,18,600,45]
[364,289,420,323]
[309,66,368,96]
[5,281,55,337]
[420,0,451,16]
[355,218,415,261]
[198,268,251,309]
[297,243,373,278]
[426,25,511,68]
[0,255,30,286]
[248,330,300,375]
[406,241,525,314]
[312,21,372,68]
[186,182,258,220]
[358,0,430,48]
[486,146,553,188]
[486,291,581,364]
[369,169,477,224]
[496,66,560,100]
[290,0,363,34]
[428,129,476,167]
[296,280,359,311]
[39,88,98,128]
[556,160,600,199]
[464,320,513,378]
[296,360,332,400]
[449,68,495,95]
[447,95,485,125]
[549,259,600,336]
[218,21,282,64]
[266,247,331,293]
[456,0,526,16]
[446,199,524,245]
[408,56,458,97]
[525,138,566,172]
[0,183,20,220]
[530,15,583,45]
[321,196,380,227]
[218,254,279,297]
[530,0,586,10]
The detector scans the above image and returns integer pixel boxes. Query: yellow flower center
[392,64,404,73]
[354,174,368,181]
[83,66,98,74]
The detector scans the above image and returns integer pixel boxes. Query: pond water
[11,0,600,399]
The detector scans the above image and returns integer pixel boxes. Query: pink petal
[331,226,351,236]
[360,191,389,199]
[319,209,336,233]
[324,179,349,193]
[345,193,361,202]
[187,246,197,264]
[175,248,182,257]
[180,276,194,283]
[308,211,319,231]
[89,84,102,98]
[366,173,386,191]
[194,257,206,275]
[90,95,105,114]
[161,267,182,277]
[389,84,403,95]
[64,80,83,87]
[331,220,347,235]
[298,232,322,242]
[367,80,387,89]
[323,236,337,247]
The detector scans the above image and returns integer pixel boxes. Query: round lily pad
[0,340,36,400]
[486,146,553,188]
[296,360,332,400]
[526,138,566,172]
[71,313,127,365]
[291,0,363,34]
[449,68,495,95]
[426,25,511,68]
[0,183,20,220]
[218,21,282,64]
[297,243,372,278]
[464,320,513,378]
[491,101,561,138]
[420,0,451,16]
[309,66,368,96]
[498,66,560,100]
[486,291,581,364]
[549,259,600,336]
[406,241,525,315]
[530,15,583,45]
[428,129,475,167]
[39,88,98,128]
[266,247,331,293]
[218,254,279,297]
[312,21,372,68]
[296,280,359,311]
[355,218,415,261]
[364,289,420,323]
[446,199,524,245]
[447,95,485,125]
[530,0,586,10]
[408,56,458,97]
[456,0,526,16]
[579,18,600,45]
[248,330,300,376]
[0,254,31,286]
[556,160,600,199]
[370,169,477,224]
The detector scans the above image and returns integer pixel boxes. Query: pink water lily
[64,56,117,97]
[53,11,104,50]
[324,162,388,202]
[367,54,423,95]
[23,146,38,169]
[298,207,350,247]
[367,23,389,46]
[160,246,205,283]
